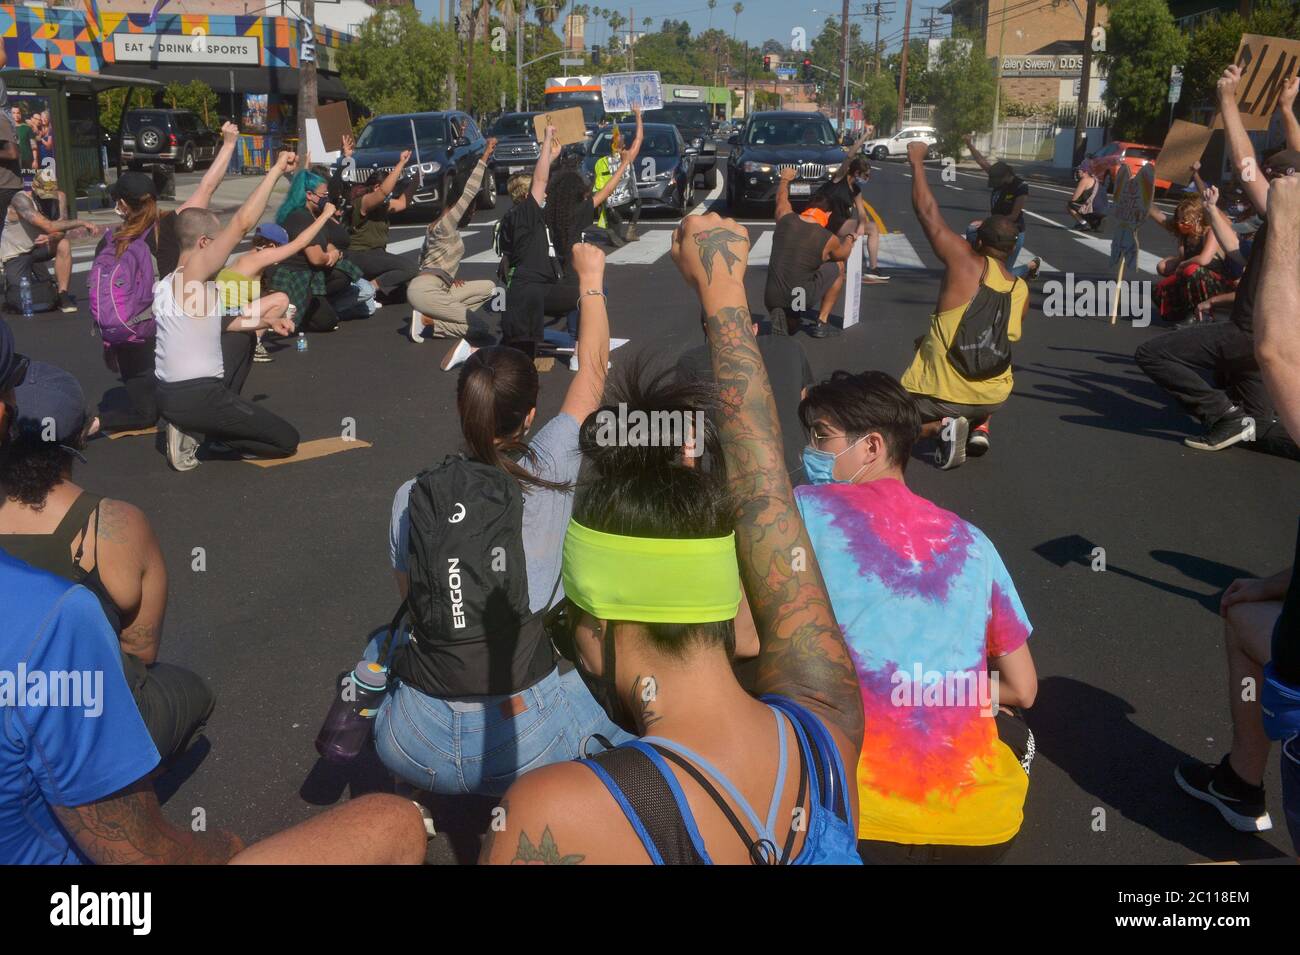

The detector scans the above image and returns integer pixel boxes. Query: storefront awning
[101,63,349,100]
[3,69,164,94]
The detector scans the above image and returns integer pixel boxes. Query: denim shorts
[374,665,634,797]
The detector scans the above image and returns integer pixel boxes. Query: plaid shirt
[418,159,488,276]
[266,258,362,328]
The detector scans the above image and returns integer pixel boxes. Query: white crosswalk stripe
[605,228,675,265]
[1018,250,1058,274]
[749,231,773,266]
[876,232,927,269]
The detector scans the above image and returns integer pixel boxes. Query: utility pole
[873,2,883,74]
[1072,0,1098,168]
[743,41,750,119]
[629,7,634,71]
[296,0,317,164]
[838,0,850,133]
[449,0,459,109]
[897,0,913,132]
[990,0,1009,156]
[515,4,524,112]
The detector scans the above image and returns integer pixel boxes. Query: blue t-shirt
[0,551,160,864]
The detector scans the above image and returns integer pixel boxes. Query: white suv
[862,126,938,159]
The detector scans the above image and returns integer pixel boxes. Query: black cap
[110,171,158,202]
[13,361,88,444]
[987,161,1014,188]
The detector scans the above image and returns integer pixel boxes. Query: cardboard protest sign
[1110,162,1156,271]
[841,235,863,329]
[1230,34,1300,131]
[316,101,352,152]
[532,107,588,146]
[1154,120,1214,185]
[601,71,664,112]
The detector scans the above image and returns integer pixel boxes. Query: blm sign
[1230,34,1300,131]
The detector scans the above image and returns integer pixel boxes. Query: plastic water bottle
[296,332,307,352]
[19,275,33,318]
[314,661,388,764]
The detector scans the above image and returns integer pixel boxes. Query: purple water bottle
[315,661,388,763]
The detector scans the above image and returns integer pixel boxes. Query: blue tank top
[582,694,861,865]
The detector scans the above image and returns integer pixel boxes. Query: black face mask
[549,601,638,734]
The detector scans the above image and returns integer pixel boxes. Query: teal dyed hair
[276,170,326,226]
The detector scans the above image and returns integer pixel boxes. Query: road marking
[749,230,773,266]
[605,228,675,264]
[1021,208,1161,273]
[876,232,926,269]
[944,184,965,191]
[385,236,426,255]
[688,176,725,215]
[1018,249,1058,273]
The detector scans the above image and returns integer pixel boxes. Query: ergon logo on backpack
[448,556,466,629]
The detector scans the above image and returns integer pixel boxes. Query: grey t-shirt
[389,412,581,614]
[0,113,21,190]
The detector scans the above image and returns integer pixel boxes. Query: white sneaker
[409,310,427,344]
[934,416,969,471]
[440,338,474,371]
[862,271,891,283]
[165,422,200,472]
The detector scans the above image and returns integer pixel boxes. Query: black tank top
[0,491,123,634]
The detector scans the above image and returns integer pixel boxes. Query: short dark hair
[976,214,1020,257]
[845,156,870,178]
[798,370,921,471]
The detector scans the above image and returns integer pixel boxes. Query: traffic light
[763,54,772,71]
[592,45,601,66]
[801,58,814,82]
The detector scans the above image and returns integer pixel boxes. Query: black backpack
[943,260,1020,381]
[391,455,556,698]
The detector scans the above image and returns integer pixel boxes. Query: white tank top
[153,269,224,384]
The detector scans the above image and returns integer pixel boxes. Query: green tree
[1182,0,1300,112]
[859,71,898,134]
[925,35,997,158]
[98,86,154,136]
[162,80,219,126]
[341,8,455,116]
[1098,0,1186,140]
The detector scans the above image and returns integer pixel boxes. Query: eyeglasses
[0,353,29,393]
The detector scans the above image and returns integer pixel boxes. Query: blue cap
[13,361,88,451]
[254,223,289,245]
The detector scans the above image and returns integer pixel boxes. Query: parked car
[119,109,220,173]
[639,103,719,189]
[347,110,493,219]
[860,125,938,160]
[1085,141,1172,192]
[486,111,543,193]
[582,122,697,214]
[724,111,848,216]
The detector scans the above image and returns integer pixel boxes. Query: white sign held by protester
[841,235,864,329]
[601,72,664,112]
[1108,163,1155,323]
[304,118,329,165]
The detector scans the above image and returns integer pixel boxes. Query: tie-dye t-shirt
[795,478,1032,846]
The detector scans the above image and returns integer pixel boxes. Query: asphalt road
[7,158,1297,865]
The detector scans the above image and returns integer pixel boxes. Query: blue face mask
[801,434,868,485]
[854,177,871,192]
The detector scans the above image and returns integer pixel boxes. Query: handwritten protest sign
[1109,163,1156,324]
[1154,120,1214,185]
[532,107,588,146]
[1230,34,1300,131]
[601,71,664,112]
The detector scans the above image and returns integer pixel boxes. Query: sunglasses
[0,353,29,393]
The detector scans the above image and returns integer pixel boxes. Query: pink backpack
[89,228,157,346]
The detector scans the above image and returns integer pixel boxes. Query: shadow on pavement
[1030,676,1289,862]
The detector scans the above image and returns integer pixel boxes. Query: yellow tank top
[900,257,1027,406]
[216,268,259,314]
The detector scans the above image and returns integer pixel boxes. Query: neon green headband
[562,520,742,624]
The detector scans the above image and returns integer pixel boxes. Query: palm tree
[707,0,716,32]
[731,2,742,45]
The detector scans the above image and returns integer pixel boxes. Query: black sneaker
[966,422,990,457]
[1184,411,1254,451]
[1174,756,1273,832]
[809,322,830,339]
[55,290,77,313]
[934,416,970,470]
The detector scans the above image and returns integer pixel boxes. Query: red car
[1086,141,1172,192]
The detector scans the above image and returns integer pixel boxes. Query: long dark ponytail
[456,346,570,492]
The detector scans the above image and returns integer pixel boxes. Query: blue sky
[411,1,929,54]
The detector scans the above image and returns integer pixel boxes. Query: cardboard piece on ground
[1154,120,1214,185]
[600,71,664,112]
[304,118,329,163]
[533,108,588,147]
[106,426,160,440]
[243,437,372,468]
[1229,34,1300,131]
[316,101,352,152]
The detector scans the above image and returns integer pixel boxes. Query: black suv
[725,111,848,216]
[347,111,493,218]
[642,103,718,189]
[486,112,543,193]
[120,109,220,173]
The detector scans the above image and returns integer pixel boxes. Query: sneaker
[1184,411,1254,451]
[409,310,427,344]
[606,229,628,249]
[1024,257,1042,280]
[253,341,274,363]
[55,290,77,313]
[440,338,474,372]
[967,421,990,457]
[624,225,639,242]
[1174,756,1273,832]
[862,271,891,283]
[165,422,200,472]
[1072,220,1090,231]
[934,416,970,470]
